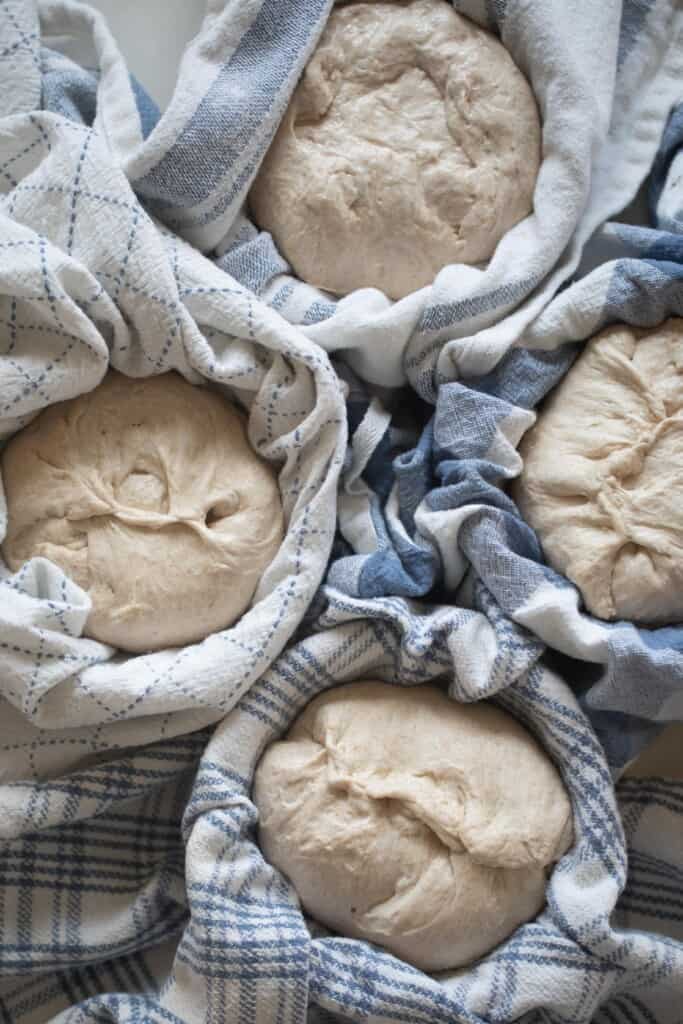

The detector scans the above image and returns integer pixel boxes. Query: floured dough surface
[250,0,541,300]
[253,682,572,971]
[515,318,683,625]
[2,371,284,652]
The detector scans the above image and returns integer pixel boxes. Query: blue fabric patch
[40,47,160,142]
[617,0,657,68]
[130,75,161,140]
[217,229,289,294]
[134,0,331,210]
[466,344,579,410]
[328,239,683,768]
[649,102,683,223]
[41,48,97,125]
[603,249,683,324]
[417,274,540,334]
[434,382,517,459]
[301,299,338,325]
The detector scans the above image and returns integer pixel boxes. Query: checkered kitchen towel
[0,0,347,775]
[2,600,681,1022]
[326,99,683,773]
[1,2,683,1023]
[208,0,683,396]
[31,0,682,395]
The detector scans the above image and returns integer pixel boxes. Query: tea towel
[0,0,347,773]
[326,99,683,770]
[2,598,681,1023]
[208,0,683,394]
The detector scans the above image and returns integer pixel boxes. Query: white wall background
[88,0,205,109]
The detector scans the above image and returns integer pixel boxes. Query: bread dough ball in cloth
[2,371,284,652]
[250,0,541,300]
[253,682,573,971]
[515,318,683,625]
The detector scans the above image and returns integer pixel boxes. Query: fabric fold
[0,1,347,770]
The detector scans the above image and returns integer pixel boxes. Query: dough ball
[250,0,541,300]
[515,318,683,625]
[2,371,284,652]
[253,681,573,972]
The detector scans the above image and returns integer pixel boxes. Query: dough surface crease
[2,371,284,652]
[515,317,683,625]
[253,681,572,971]
[250,0,541,299]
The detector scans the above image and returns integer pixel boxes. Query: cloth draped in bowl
[1,599,681,1023]
[326,102,683,772]
[211,0,683,395]
[1,2,683,1023]
[25,1,682,394]
[0,1,347,774]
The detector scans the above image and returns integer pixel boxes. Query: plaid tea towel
[209,0,683,395]
[2,599,681,1023]
[326,100,683,771]
[0,0,346,770]
[28,0,681,395]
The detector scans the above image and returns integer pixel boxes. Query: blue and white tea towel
[1,2,683,1023]
[328,100,683,771]
[1,599,681,1023]
[0,1,346,773]
[25,0,682,393]
[211,1,683,394]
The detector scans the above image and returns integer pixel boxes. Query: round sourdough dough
[250,0,541,300]
[253,682,573,971]
[1,371,284,653]
[515,318,683,625]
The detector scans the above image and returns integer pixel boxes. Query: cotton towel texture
[1,0,682,1021]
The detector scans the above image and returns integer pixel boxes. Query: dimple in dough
[253,681,573,972]
[514,317,683,625]
[1,371,284,653]
[250,0,541,301]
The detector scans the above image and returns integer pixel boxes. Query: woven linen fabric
[326,101,683,774]
[1,2,683,1023]
[0,730,203,1020]
[0,1,347,774]
[3,596,681,1023]
[210,0,683,396]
